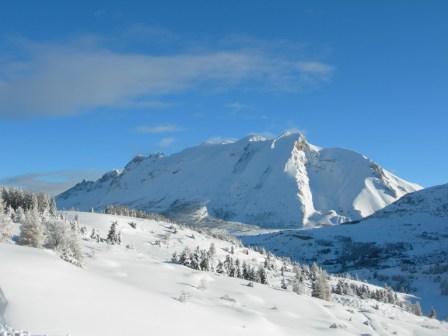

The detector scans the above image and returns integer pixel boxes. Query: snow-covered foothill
[1,211,447,336]
[242,183,448,318]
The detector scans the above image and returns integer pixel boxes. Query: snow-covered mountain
[57,132,421,228]
[1,211,446,335]
[241,183,448,317]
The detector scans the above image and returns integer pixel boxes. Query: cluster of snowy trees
[87,221,122,245]
[104,205,173,223]
[172,244,333,300]
[172,244,269,285]
[171,240,426,314]
[0,187,83,266]
[1,188,56,215]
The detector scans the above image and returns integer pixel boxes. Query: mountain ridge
[57,132,421,228]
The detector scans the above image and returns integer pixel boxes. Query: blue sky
[0,1,447,194]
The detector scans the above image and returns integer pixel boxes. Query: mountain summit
[57,133,421,228]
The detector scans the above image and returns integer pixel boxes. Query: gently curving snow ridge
[57,132,421,228]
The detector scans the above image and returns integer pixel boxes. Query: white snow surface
[57,132,420,228]
[1,211,447,336]
[242,183,448,318]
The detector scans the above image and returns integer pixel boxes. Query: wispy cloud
[157,137,176,147]
[0,35,334,118]
[225,101,252,113]
[0,170,102,196]
[136,124,181,134]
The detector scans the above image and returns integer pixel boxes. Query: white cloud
[157,137,176,147]
[225,101,252,113]
[136,124,181,134]
[0,37,334,117]
[0,170,102,196]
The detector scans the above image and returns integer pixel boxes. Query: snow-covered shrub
[45,218,83,266]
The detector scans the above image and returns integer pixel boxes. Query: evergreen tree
[190,247,201,270]
[0,196,13,242]
[207,243,216,258]
[292,277,305,295]
[179,247,192,267]
[281,277,288,290]
[19,208,45,248]
[200,249,211,271]
[216,260,225,274]
[13,206,25,223]
[257,266,268,284]
[106,221,121,245]
[312,270,331,301]
[235,259,242,278]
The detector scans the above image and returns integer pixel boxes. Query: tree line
[0,187,82,266]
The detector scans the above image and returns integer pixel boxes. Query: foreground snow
[1,212,446,335]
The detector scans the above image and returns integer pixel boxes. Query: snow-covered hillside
[57,132,420,228]
[242,183,448,318]
[1,211,447,336]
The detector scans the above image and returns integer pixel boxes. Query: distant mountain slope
[57,132,420,228]
[241,184,448,316]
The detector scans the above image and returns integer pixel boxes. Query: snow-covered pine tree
[312,270,331,301]
[190,247,201,270]
[281,277,288,290]
[208,242,216,259]
[0,196,13,242]
[292,277,305,295]
[13,206,25,223]
[216,260,225,274]
[106,221,121,245]
[64,224,83,265]
[257,265,268,284]
[19,207,45,248]
[235,259,242,278]
[199,249,211,271]
[179,247,192,267]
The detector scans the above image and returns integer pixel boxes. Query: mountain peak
[57,133,421,228]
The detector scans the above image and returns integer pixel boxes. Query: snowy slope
[1,211,447,336]
[242,183,448,317]
[57,132,420,228]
